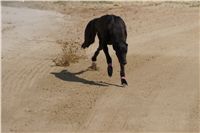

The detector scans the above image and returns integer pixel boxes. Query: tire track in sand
[2,6,66,132]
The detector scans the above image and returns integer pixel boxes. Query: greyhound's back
[95,15,127,43]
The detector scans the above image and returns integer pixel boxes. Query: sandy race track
[2,2,199,133]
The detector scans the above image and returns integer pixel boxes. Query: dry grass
[53,40,85,67]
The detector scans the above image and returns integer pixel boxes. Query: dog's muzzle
[81,43,87,49]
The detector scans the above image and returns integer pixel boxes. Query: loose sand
[2,2,199,133]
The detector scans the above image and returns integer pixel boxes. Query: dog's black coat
[82,14,128,85]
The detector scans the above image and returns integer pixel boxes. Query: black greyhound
[82,14,128,86]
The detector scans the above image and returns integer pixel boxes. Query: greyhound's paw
[89,62,98,71]
[121,78,128,86]
[107,65,113,77]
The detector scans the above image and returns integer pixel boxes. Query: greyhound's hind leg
[120,64,128,86]
[102,45,113,77]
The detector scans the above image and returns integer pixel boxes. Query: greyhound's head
[115,42,128,65]
[81,18,97,49]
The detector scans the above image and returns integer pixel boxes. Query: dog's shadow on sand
[51,68,122,87]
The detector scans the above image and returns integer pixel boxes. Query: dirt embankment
[2,1,199,133]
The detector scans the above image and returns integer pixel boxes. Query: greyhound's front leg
[90,46,102,70]
[92,45,102,62]
[102,45,113,77]
[120,64,128,86]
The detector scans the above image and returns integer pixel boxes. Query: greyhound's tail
[82,18,97,48]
